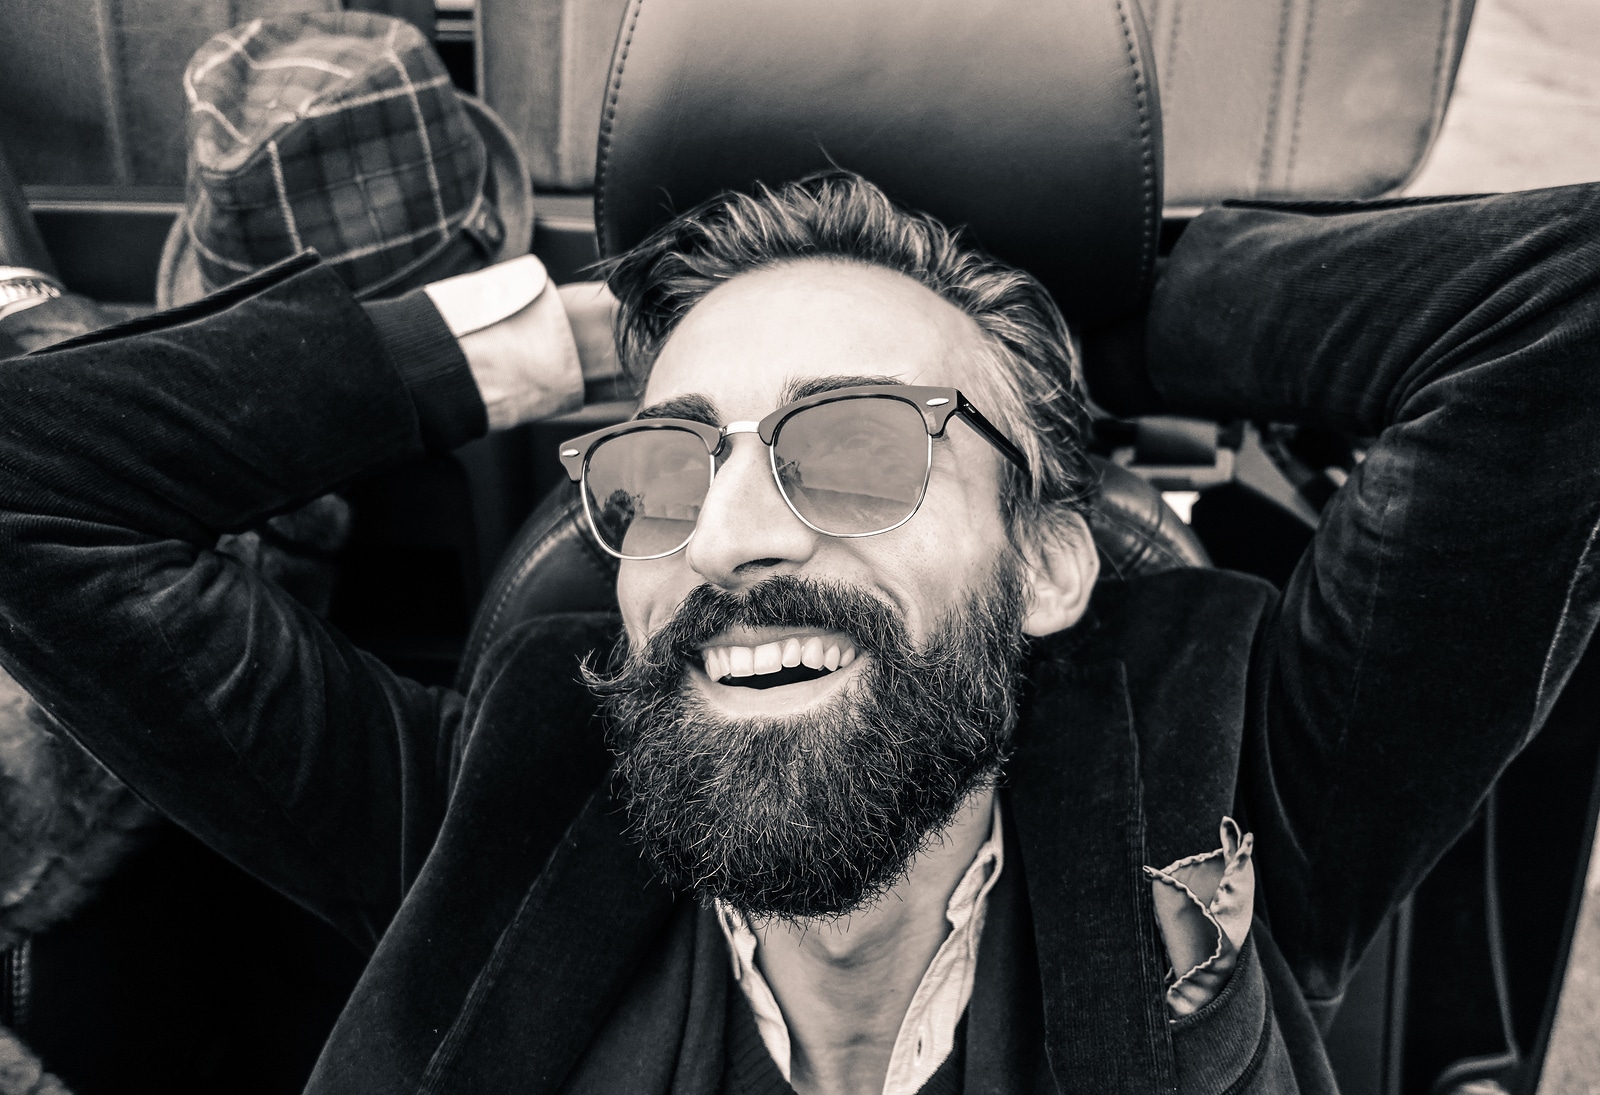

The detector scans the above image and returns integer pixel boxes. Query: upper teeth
[702,636,859,682]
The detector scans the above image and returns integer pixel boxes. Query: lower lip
[688,656,865,715]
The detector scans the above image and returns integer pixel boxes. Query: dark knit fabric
[962,798,1054,1093]
[721,986,967,1095]
[917,1031,966,1095]
[721,991,793,1095]
[362,285,486,451]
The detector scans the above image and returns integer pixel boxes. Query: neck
[748,785,996,1095]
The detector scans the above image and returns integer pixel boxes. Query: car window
[1406,0,1600,194]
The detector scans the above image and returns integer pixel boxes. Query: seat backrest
[459,0,1202,684]
[1145,0,1475,203]
[457,458,1209,687]
[591,0,1162,337]
[480,0,1473,205]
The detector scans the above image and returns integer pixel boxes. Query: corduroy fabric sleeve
[1146,184,1600,1007]
[0,254,473,950]
[364,286,488,451]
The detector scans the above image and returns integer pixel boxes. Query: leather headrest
[594,0,1164,333]
[457,456,1208,687]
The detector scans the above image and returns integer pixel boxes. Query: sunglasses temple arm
[955,403,1032,481]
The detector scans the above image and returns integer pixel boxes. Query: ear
[1020,512,1099,637]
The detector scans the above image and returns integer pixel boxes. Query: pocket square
[1143,817,1256,1017]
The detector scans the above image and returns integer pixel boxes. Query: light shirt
[715,798,1005,1095]
[423,254,584,429]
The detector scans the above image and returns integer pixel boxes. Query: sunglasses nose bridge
[709,420,765,467]
[684,426,820,582]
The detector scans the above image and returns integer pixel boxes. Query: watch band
[0,267,65,322]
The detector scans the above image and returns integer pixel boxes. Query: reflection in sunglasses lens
[774,397,930,535]
[585,428,711,557]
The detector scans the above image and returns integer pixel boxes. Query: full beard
[584,563,1027,922]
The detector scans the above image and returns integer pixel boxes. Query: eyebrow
[635,393,720,426]
[633,375,906,427]
[780,374,904,405]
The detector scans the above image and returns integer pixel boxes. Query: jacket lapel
[416,787,679,1095]
[1007,643,1177,1094]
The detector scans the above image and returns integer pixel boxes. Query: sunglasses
[558,384,1029,560]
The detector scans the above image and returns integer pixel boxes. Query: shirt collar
[715,795,1005,1092]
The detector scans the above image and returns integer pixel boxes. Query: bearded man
[0,172,1596,1095]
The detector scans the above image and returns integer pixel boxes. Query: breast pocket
[1169,933,1299,1095]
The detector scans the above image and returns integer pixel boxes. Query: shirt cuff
[363,288,489,452]
[474,274,584,430]
[425,255,583,430]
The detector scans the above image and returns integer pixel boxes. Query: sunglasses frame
[558,384,1030,560]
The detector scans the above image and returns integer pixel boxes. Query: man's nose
[685,433,817,588]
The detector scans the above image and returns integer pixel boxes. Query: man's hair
[604,171,1097,550]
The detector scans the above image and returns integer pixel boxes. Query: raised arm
[1146,184,1600,1000]
[0,254,581,947]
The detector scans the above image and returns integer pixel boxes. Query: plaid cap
[158,11,533,306]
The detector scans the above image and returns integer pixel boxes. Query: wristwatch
[0,267,65,322]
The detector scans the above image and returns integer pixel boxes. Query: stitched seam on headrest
[462,501,619,682]
[1113,0,1157,301]
[1416,0,1468,192]
[594,0,646,259]
[469,511,581,671]
[1257,0,1296,193]
[1285,0,1319,188]
[1096,506,1188,574]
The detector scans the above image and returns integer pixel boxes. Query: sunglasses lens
[583,428,712,557]
[773,396,931,535]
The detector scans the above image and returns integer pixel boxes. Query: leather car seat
[480,0,1474,205]
[592,0,1161,337]
[522,8,1460,1094]
[459,6,1418,1091]
[458,0,1208,680]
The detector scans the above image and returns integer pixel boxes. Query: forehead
[641,259,991,420]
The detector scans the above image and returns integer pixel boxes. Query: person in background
[0,13,615,1093]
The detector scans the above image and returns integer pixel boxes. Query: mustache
[616,575,911,672]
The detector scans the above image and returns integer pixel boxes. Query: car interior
[1,1,1596,1093]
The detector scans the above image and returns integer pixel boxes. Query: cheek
[864,476,1011,636]
[616,557,700,646]
[926,440,1011,557]
[615,562,657,646]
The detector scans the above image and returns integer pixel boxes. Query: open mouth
[699,633,860,690]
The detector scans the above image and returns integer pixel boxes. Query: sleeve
[0,254,491,948]
[1144,184,1600,1002]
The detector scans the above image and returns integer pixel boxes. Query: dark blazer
[0,185,1597,1094]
